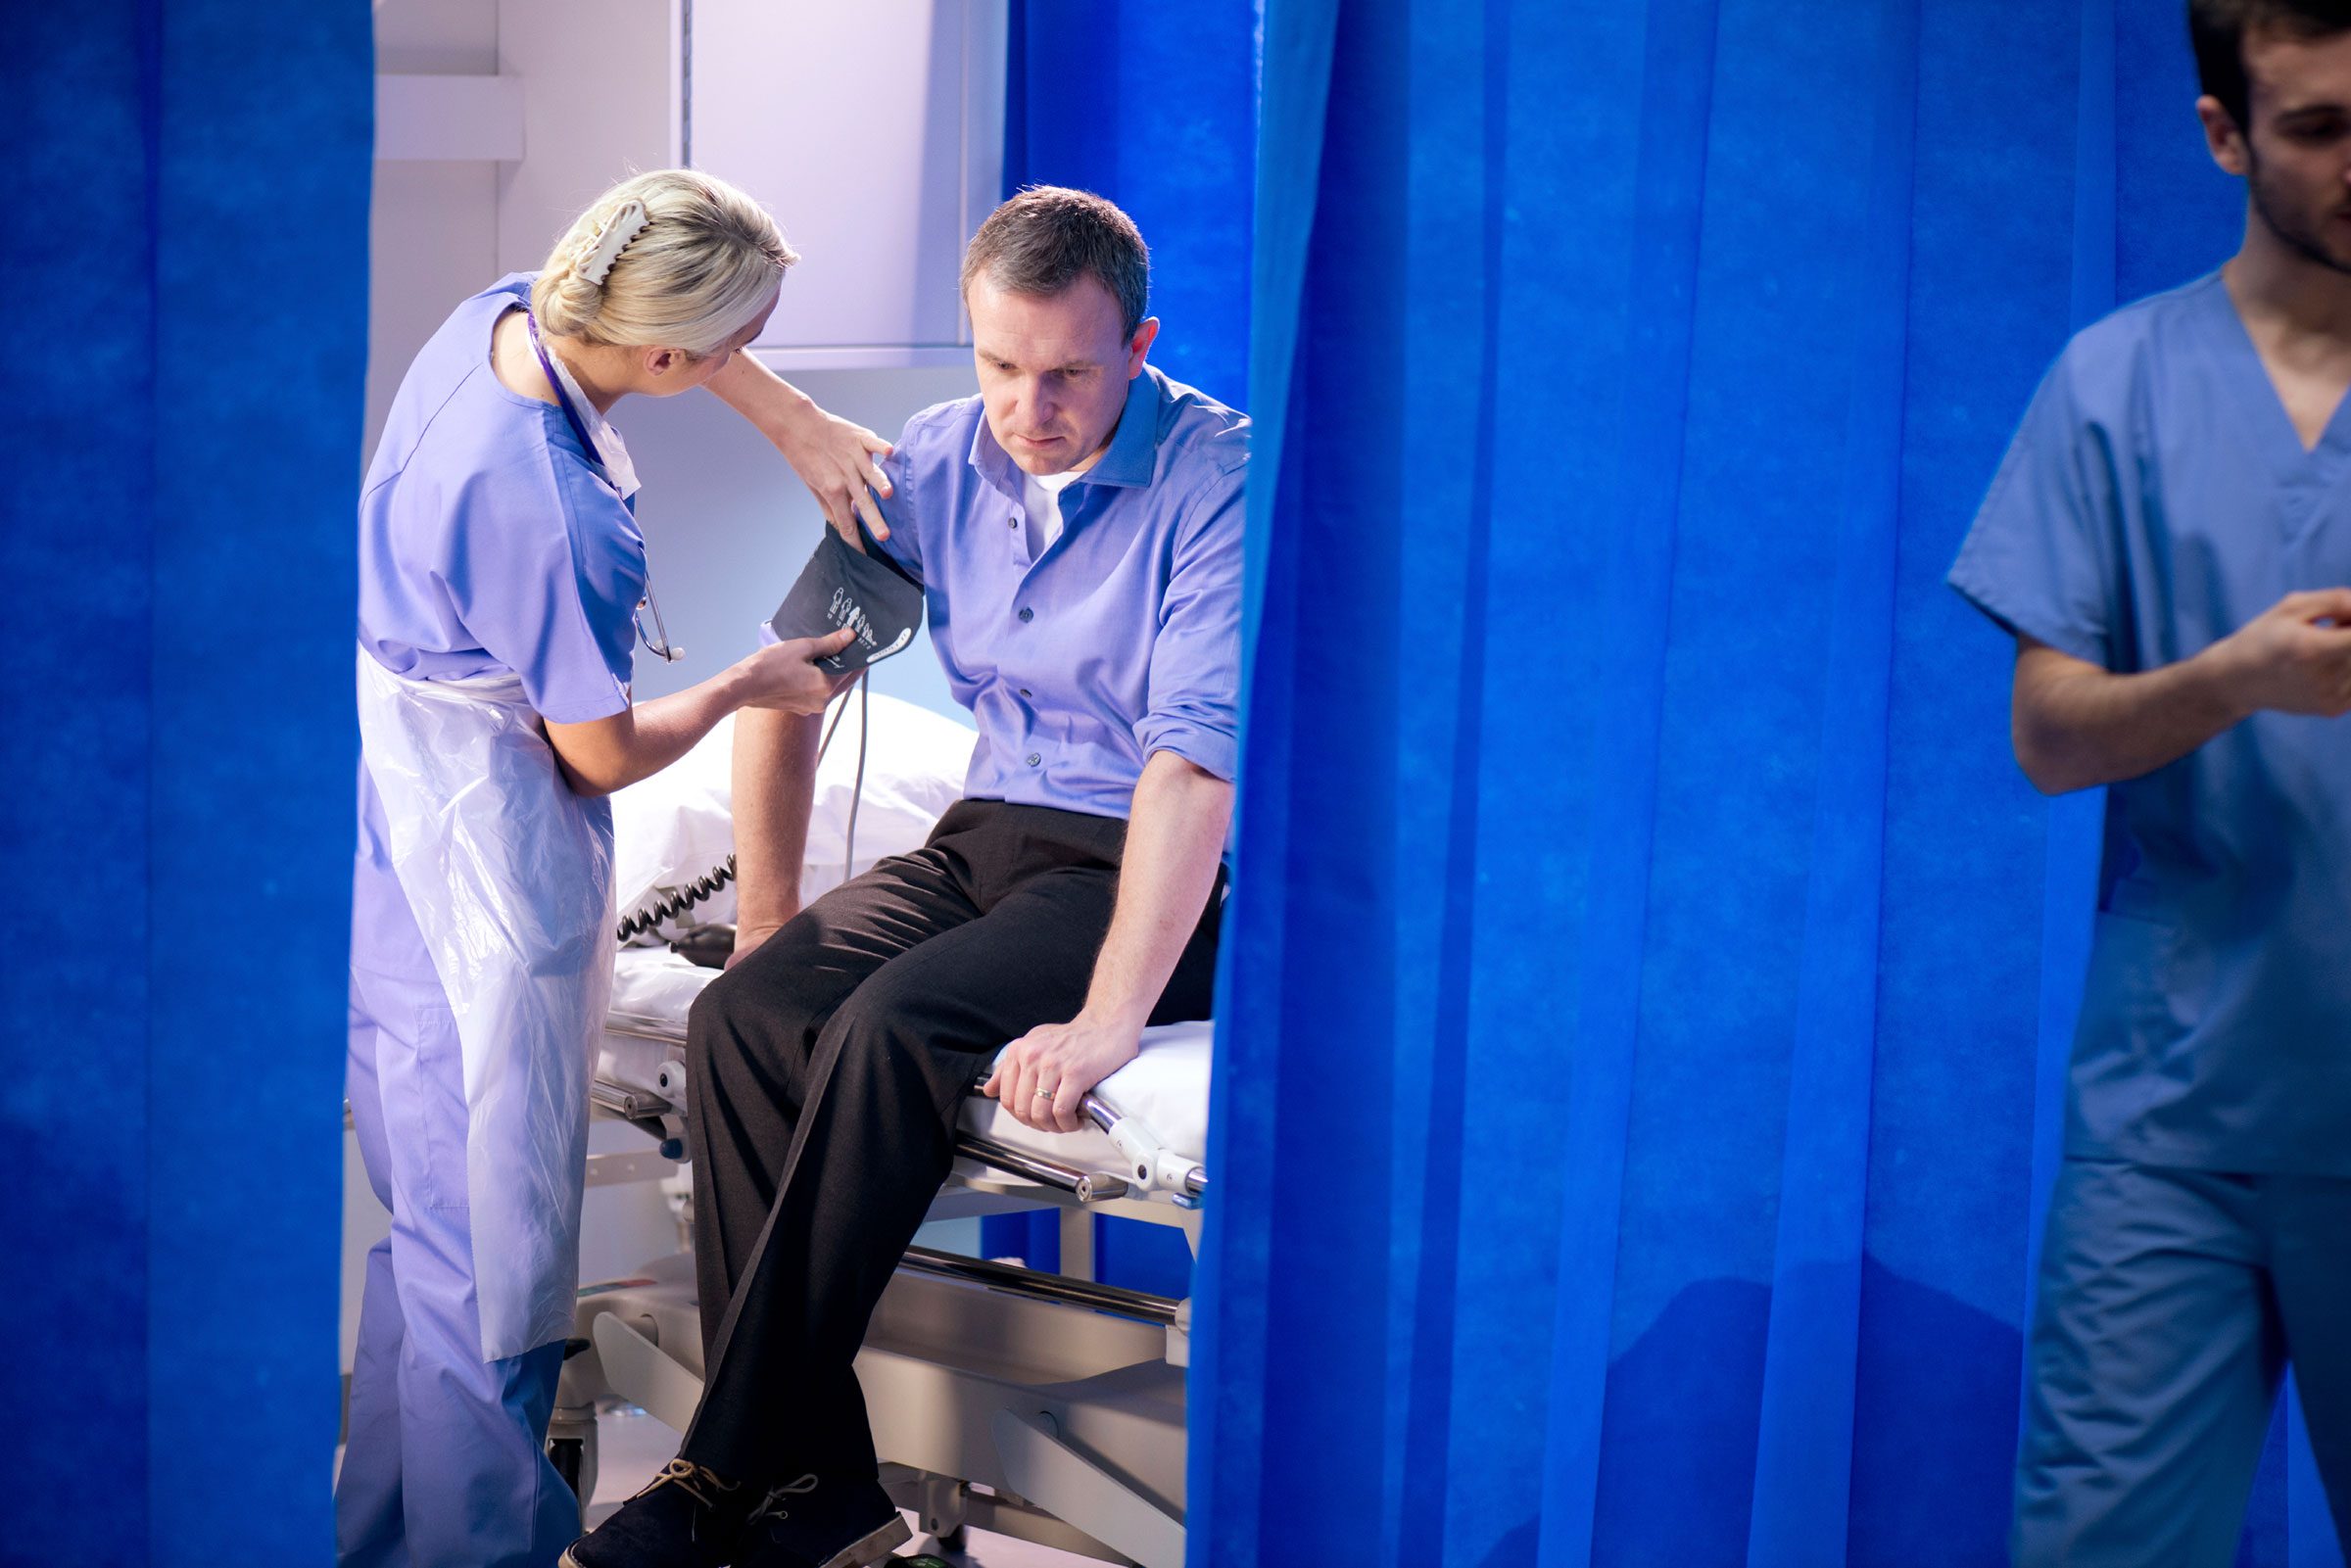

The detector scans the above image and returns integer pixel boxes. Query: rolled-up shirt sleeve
[1136,468,1244,781]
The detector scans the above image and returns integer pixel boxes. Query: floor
[592,1404,1103,1567]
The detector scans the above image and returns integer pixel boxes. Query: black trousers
[677,799,1223,1483]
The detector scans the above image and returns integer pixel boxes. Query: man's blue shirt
[873,364,1247,820]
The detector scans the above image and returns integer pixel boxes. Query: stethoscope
[527,309,684,664]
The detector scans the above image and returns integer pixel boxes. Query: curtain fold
[1196,1,2339,1564]
[0,5,370,1562]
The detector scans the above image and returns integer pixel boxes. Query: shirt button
[1026,752,1042,768]
[1007,517,1018,529]
[1018,607,1034,623]
[1019,688,1032,698]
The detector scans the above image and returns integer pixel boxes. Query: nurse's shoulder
[364,278,544,485]
[361,280,621,619]
[371,279,594,512]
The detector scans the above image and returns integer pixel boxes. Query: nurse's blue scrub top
[1950,271,2351,1178]
[353,274,643,974]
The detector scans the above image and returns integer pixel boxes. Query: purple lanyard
[525,309,674,660]
[525,309,603,460]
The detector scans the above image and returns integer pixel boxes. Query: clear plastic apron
[355,646,615,1360]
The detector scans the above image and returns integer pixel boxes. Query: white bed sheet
[596,948,1213,1179]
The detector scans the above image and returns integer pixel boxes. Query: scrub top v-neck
[2202,272,2351,551]
[1949,269,2351,1178]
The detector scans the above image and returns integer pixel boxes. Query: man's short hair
[961,186,1150,339]
[2191,0,2351,128]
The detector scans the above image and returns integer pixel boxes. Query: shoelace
[636,1457,743,1512]
[746,1473,821,1525]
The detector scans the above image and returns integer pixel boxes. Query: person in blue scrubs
[1949,4,2351,1560]
[341,168,866,1568]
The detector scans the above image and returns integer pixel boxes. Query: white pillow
[610,690,975,940]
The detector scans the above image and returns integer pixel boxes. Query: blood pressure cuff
[767,523,925,675]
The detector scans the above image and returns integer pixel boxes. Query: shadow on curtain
[1191,1,2342,1565]
[0,5,369,1564]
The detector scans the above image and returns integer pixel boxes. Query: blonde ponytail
[531,169,797,356]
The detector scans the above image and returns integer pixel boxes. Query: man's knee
[685,936,830,1084]
[813,973,972,1107]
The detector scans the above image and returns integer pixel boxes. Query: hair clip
[575,199,650,286]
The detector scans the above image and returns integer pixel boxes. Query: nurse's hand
[732,629,859,715]
[2212,589,2351,717]
[706,352,895,544]
[776,402,895,546]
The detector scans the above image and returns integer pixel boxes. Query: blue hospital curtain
[1000,0,1257,407]
[1190,2,2344,1565]
[0,4,369,1564]
[985,0,1259,1294]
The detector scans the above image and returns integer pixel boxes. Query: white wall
[366,0,502,459]
[493,0,682,276]
[364,0,980,722]
[614,363,977,716]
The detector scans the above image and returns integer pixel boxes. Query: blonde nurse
[342,169,858,1568]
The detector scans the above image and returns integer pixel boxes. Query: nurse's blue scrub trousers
[2013,1158,2351,1565]
[336,879,577,1568]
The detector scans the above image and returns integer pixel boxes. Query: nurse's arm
[727,706,826,962]
[543,630,854,797]
[2011,589,2351,792]
[706,351,894,542]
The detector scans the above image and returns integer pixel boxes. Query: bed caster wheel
[549,1436,586,1497]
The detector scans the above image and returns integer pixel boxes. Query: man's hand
[976,753,1232,1130]
[2207,588,2351,718]
[983,1012,1145,1134]
[774,401,894,545]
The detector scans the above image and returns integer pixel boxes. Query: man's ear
[2198,93,2252,178]
[1127,316,1161,377]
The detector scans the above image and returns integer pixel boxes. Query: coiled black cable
[615,856,737,943]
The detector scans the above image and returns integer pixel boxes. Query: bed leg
[1058,1207,1095,1282]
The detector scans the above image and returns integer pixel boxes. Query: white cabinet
[688,0,1007,367]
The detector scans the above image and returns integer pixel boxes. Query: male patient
[566,187,1246,1568]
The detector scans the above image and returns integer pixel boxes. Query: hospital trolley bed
[554,698,1215,1568]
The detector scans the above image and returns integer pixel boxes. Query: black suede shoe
[733,1475,913,1568]
[560,1458,757,1568]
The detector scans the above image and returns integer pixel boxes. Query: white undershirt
[1023,467,1082,553]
